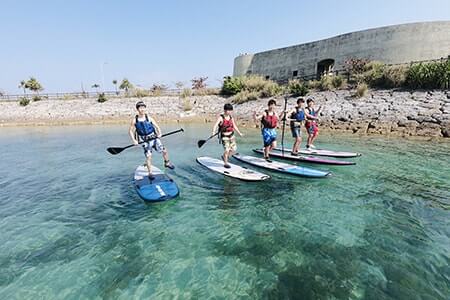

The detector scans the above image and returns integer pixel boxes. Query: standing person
[212,103,244,168]
[287,98,306,155]
[253,99,283,162]
[129,101,174,180]
[304,98,323,150]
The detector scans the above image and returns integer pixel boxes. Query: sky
[1,0,450,94]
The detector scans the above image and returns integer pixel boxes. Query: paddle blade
[197,140,206,148]
[107,147,124,155]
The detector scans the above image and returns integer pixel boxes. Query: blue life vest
[292,107,305,122]
[135,114,156,137]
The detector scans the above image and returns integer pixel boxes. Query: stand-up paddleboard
[233,154,331,178]
[273,147,361,158]
[252,149,355,165]
[134,165,179,202]
[196,156,270,181]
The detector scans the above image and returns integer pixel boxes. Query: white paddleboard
[196,156,270,181]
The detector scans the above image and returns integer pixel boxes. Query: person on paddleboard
[305,98,323,150]
[129,101,174,180]
[287,98,306,155]
[212,103,244,168]
[253,99,284,162]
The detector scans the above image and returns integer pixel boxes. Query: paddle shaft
[281,96,288,156]
[108,128,183,155]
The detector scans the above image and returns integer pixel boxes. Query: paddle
[197,131,220,148]
[281,95,289,156]
[197,124,232,148]
[107,128,184,155]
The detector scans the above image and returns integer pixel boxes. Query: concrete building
[233,21,450,81]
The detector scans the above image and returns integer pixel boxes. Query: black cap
[136,101,146,109]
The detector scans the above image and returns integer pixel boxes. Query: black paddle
[197,124,232,148]
[197,131,220,148]
[281,95,289,156]
[107,128,184,155]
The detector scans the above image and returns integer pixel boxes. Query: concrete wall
[233,21,450,81]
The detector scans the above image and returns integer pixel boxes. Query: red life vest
[262,110,278,129]
[220,114,234,133]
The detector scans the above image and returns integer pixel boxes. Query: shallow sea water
[0,124,449,299]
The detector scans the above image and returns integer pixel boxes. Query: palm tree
[119,78,133,96]
[112,79,119,95]
[92,84,100,93]
[26,77,43,94]
[19,80,27,95]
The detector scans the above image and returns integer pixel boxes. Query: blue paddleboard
[134,165,179,202]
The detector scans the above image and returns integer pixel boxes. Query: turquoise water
[0,124,449,299]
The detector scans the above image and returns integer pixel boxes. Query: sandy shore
[1,90,450,138]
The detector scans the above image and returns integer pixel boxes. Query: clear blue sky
[1,0,449,93]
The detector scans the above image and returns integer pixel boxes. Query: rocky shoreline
[1,89,449,138]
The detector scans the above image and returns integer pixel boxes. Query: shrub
[319,76,333,90]
[355,83,368,98]
[221,76,244,95]
[231,90,260,104]
[406,59,450,89]
[150,84,168,96]
[261,80,282,98]
[331,75,346,89]
[180,88,192,98]
[32,95,42,101]
[383,65,408,88]
[362,61,386,86]
[97,93,107,103]
[134,89,149,98]
[307,80,321,90]
[288,79,309,96]
[19,97,30,106]
[182,99,193,111]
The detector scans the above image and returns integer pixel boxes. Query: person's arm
[253,111,264,122]
[304,108,318,120]
[129,119,138,145]
[232,118,244,136]
[149,116,162,137]
[286,109,297,122]
[212,117,222,135]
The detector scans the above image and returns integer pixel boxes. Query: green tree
[19,80,27,95]
[112,79,119,95]
[91,83,100,93]
[119,78,133,96]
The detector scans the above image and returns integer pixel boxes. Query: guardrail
[0,89,184,101]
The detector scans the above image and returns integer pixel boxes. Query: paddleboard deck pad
[134,165,179,202]
[196,156,270,181]
[252,149,355,165]
[273,147,361,158]
[233,154,330,178]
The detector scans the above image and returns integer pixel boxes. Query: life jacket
[261,110,278,129]
[305,107,317,126]
[291,107,305,122]
[135,114,156,137]
[219,114,234,133]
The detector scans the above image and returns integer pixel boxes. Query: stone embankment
[1,89,449,138]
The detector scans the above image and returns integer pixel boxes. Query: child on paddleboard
[129,101,174,179]
[253,99,284,162]
[305,98,323,150]
[287,98,306,155]
[212,103,244,168]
